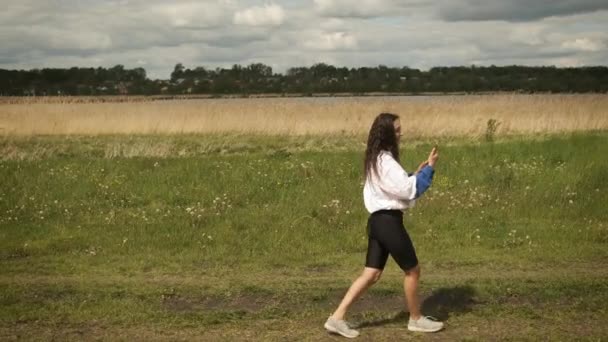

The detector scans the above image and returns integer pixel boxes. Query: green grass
[1,132,607,340]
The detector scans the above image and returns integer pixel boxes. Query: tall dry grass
[1,94,607,137]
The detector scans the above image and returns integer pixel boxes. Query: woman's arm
[379,147,438,200]
[414,165,434,198]
[415,146,439,198]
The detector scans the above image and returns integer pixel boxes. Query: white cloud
[46,28,113,51]
[151,2,231,28]
[508,24,547,46]
[561,38,604,51]
[319,18,348,30]
[303,31,358,50]
[0,0,607,79]
[234,4,285,26]
[313,0,394,18]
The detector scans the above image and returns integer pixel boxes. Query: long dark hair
[364,113,400,180]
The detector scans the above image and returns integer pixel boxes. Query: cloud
[314,0,387,17]
[438,0,608,22]
[0,0,606,79]
[234,4,285,26]
[303,31,358,50]
[152,2,230,28]
[508,24,547,46]
[38,27,113,52]
[561,38,605,52]
[313,0,424,18]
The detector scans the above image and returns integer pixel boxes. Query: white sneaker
[324,316,360,338]
[407,316,444,332]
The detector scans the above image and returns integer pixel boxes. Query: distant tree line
[1,63,607,96]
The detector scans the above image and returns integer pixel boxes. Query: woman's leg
[404,265,421,319]
[405,264,444,332]
[331,267,382,320]
[369,214,423,319]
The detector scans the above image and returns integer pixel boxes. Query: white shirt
[363,151,417,213]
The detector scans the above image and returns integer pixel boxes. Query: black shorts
[365,209,419,272]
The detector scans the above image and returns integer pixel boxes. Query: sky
[1,0,607,79]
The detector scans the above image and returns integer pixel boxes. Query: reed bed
[1,94,606,137]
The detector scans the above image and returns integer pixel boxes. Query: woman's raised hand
[427,146,439,167]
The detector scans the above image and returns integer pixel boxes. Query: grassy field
[1,94,607,136]
[1,131,607,340]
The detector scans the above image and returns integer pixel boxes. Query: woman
[324,113,443,338]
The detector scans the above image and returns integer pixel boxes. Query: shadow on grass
[355,311,408,329]
[420,285,477,321]
[356,285,476,328]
